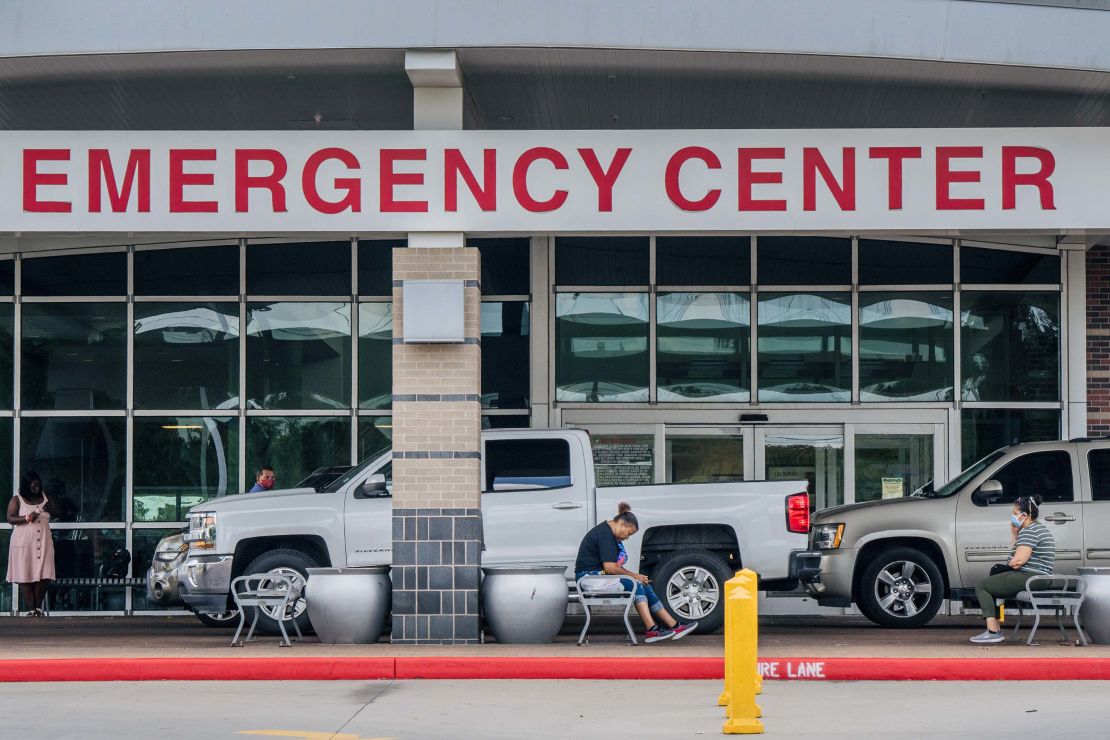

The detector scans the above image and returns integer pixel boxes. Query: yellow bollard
[719,570,762,708]
[722,585,763,734]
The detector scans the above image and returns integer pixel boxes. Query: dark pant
[975,570,1046,619]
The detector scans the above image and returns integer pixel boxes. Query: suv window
[986,451,1073,505]
[484,438,572,492]
[1088,449,1110,501]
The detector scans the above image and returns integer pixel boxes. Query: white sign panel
[0,128,1103,232]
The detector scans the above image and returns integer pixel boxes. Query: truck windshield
[322,455,383,493]
[916,450,1005,498]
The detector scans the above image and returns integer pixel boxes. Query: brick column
[1088,244,1110,435]
[390,245,483,644]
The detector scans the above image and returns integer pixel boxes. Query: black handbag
[989,563,1011,576]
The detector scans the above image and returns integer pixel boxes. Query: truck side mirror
[354,474,388,499]
[972,479,1003,506]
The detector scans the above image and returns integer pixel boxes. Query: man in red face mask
[249,465,276,493]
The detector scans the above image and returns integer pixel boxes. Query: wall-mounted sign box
[402,279,465,343]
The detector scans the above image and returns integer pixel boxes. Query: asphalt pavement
[3,679,1109,739]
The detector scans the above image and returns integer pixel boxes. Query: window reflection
[0,303,12,408]
[358,303,392,409]
[961,292,1059,402]
[657,293,749,402]
[757,293,850,402]
[246,416,351,488]
[50,528,127,610]
[246,302,351,409]
[482,302,530,409]
[22,303,127,410]
[859,293,953,401]
[556,293,648,402]
[358,416,394,460]
[134,302,239,410]
[666,434,744,482]
[132,417,238,521]
[961,409,1061,467]
[21,417,125,522]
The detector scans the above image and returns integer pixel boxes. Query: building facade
[1,1,1109,631]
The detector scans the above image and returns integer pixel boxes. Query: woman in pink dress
[6,471,56,616]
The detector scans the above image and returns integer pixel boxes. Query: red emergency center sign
[0,128,1099,232]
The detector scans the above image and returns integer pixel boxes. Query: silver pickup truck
[150,428,810,634]
[795,439,1110,627]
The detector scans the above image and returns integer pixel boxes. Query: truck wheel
[652,550,733,634]
[195,609,237,628]
[857,547,944,628]
[242,548,319,637]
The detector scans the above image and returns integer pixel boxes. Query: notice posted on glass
[592,436,654,486]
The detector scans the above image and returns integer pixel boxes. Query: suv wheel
[857,547,944,628]
[242,548,319,636]
[652,550,733,634]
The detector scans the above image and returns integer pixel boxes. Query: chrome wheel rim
[258,567,307,620]
[665,565,720,620]
[203,609,238,623]
[873,559,933,619]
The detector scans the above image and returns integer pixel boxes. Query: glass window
[859,292,953,401]
[961,292,1059,402]
[484,438,571,491]
[21,417,125,522]
[0,303,12,408]
[855,434,933,503]
[246,302,351,409]
[132,417,238,521]
[984,451,1073,505]
[134,245,239,296]
[50,528,127,610]
[656,237,750,286]
[246,416,351,490]
[358,303,392,410]
[482,302,529,409]
[590,433,654,486]
[22,303,126,410]
[21,252,127,296]
[0,418,11,497]
[0,530,11,613]
[764,432,844,510]
[961,409,1060,467]
[131,527,185,611]
[665,434,744,483]
[358,416,394,461]
[247,241,351,295]
[470,238,530,295]
[657,293,749,402]
[757,293,850,402]
[0,259,13,295]
[859,240,952,285]
[1088,450,1110,502]
[133,302,239,410]
[960,247,1059,285]
[555,293,648,402]
[555,237,649,286]
[482,415,530,429]
[757,237,850,286]
[357,239,401,297]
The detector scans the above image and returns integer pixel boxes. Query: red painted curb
[2,656,1110,682]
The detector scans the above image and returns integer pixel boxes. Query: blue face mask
[1011,513,1026,528]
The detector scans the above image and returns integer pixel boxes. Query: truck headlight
[185,512,217,550]
[812,523,845,550]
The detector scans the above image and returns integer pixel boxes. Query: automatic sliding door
[760,428,844,510]
[664,428,748,483]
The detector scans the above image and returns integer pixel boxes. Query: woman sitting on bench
[574,502,697,643]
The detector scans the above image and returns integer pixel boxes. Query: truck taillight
[786,492,810,534]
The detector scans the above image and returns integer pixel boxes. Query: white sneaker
[969,629,1004,644]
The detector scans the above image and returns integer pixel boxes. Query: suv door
[1082,447,1110,564]
[480,436,588,570]
[955,447,1083,587]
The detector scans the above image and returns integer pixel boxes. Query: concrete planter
[305,566,391,644]
[1078,567,1110,644]
[481,566,568,644]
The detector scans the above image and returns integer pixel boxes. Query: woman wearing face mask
[970,495,1055,644]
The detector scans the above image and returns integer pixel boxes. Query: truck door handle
[1044,513,1076,523]
[552,502,583,510]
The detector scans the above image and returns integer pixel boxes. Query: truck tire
[652,549,733,634]
[857,547,944,628]
[242,548,319,637]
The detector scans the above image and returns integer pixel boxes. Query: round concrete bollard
[1078,567,1110,644]
[306,566,392,644]
[481,566,568,644]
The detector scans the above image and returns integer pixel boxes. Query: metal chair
[230,573,303,647]
[575,574,638,646]
[1007,575,1089,646]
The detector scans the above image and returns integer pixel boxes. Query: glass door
[664,427,752,483]
[852,427,937,503]
[756,427,845,510]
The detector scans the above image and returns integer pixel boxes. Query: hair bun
[617,501,632,514]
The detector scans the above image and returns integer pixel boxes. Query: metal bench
[1005,575,1089,646]
[575,574,638,646]
[230,573,303,648]
[45,577,147,614]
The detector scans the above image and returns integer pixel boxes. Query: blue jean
[576,570,664,614]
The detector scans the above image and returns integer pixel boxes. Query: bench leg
[622,599,637,646]
[578,602,592,646]
[1074,606,1089,646]
[245,607,261,643]
[231,606,247,647]
[1011,607,1023,638]
[1027,609,1041,646]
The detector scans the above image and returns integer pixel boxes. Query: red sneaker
[670,621,699,640]
[644,626,676,643]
